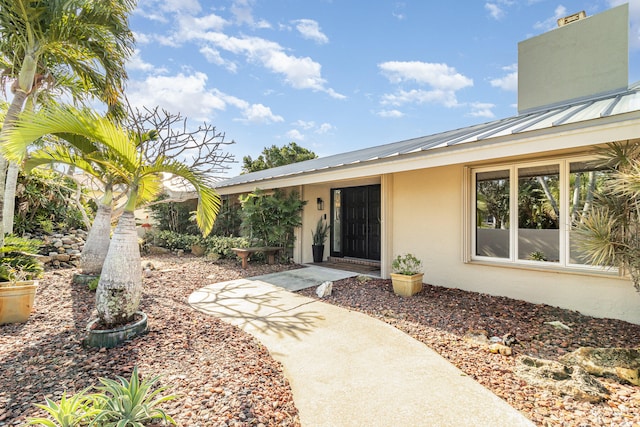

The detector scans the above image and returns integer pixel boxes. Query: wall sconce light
[317,197,324,210]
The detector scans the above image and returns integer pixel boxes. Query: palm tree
[574,142,640,291]
[22,142,123,276]
[3,106,221,327]
[0,0,135,242]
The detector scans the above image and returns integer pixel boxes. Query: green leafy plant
[87,277,100,292]
[311,217,329,246]
[92,367,177,426]
[0,235,44,283]
[14,169,94,236]
[28,389,98,427]
[574,142,640,291]
[391,253,423,276]
[529,251,547,261]
[240,188,306,261]
[27,368,177,427]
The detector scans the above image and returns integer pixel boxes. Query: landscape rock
[515,355,609,402]
[489,343,512,356]
[148,245,171,255]
[560,347,640,386]
[464,329,490,346]
[316,281,333,298]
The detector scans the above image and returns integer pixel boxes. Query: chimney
[517,4,629,114]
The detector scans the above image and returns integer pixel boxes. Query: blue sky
[127,0,640,176]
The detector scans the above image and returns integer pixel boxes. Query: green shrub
[147,194,199,234]
[145,230,250,259]
[212,196,242,237]
[239,188,305,261]
[87,277,99,291]
[14,169,94,235]
[391,254,423,275]
[147,230,200,251]
[203,235,250,258]
[0,235,44,282]
[27,367,177,427]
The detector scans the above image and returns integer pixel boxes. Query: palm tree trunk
[80,202,113,275]
[0,89,30,246]
[95,210,141,327]
[2,162,20,234]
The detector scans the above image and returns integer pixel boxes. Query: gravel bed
[299,277,640,427]
[0,255,301,426]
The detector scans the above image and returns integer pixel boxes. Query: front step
[327,256,380,268]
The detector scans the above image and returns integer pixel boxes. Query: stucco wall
[392,165,640,325]
[300,183,333,263]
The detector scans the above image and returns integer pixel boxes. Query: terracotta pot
[0,280,38,325]
[390,273,424,297]
[84,311,148,348]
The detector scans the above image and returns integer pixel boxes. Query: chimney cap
[557,11,587,27]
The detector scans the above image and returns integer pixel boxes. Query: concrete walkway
[188,269,534,427]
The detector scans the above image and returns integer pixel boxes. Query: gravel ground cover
[0,255,301,426]
[299,277,640,427]
[5,255,640,427]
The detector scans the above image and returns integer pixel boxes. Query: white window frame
[470,156,616,273]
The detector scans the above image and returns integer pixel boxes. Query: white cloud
[293,19,329,44]
[286,129,305,141]
[316,123,333,134]
[377,109,404,118]
[534,5,567,31]
[378,61,472,109]
[469,102,496,118]
[293,119,316,130]
[485,3,505,20]
[231,0,271,28]
[239,103,284,124]
[181,29,344,97]
[126,72,225,121]
[135,0,202,20]
[127,49,157,72]
[133,31,151,45]
[126,71,283,125]
[200,46,238,72]
[379,61,473,91]
[490,64,518,91]
[381,89,459,108]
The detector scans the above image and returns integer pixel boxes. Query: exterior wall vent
[557,11,586,27]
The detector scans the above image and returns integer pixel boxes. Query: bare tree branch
[123,101,236,180]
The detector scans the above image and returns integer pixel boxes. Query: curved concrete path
[188,276,534,427]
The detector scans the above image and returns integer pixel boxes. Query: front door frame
[330,184,381,261]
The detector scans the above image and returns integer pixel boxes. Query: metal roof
[215,83,640,190]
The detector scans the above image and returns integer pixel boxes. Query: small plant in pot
[311,217,329,263]
[390,253,424,297]
[0,236,44,325]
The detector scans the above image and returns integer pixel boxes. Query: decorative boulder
[316,281,333,298]
[560,347,640,386]
[515,355,609,402]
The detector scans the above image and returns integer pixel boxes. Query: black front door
[331,185,380,260]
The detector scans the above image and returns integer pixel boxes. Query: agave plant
[27,389,98,427]
[92,367,177,426]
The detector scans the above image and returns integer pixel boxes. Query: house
[215,4,640,325]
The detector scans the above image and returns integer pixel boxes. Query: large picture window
[472,158,610,270]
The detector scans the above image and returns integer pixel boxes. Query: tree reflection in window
[476,170,509,258]
[518,165,560,262]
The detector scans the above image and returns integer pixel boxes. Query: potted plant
[0,236,44,325]
[311,217,330,263]
[390,253,424,297]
